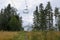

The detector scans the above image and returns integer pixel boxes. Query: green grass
[12,31,27,40]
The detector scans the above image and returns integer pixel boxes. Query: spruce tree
[39,3,47,31]
[54,7,60,31]
[0,4,23,31]
[33,6,40,30]
[45,2,53,30]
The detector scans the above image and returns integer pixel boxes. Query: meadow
[0,31,60,40]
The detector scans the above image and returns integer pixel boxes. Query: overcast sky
[0,0,60,27]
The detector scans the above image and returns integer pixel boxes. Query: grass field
[0,31,60,40]
[0,31,18,40]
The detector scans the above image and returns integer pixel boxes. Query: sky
[0,0,60,30]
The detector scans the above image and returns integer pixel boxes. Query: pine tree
[33,6,40,30]
[54,7,60,31]
[45,2,53,30]
[39,3,47,31]
[33,3,47,31]
[0,4,23,31]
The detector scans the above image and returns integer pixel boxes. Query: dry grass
[26,31,60,40]
[0,31,18,40]
[0,31,60,40]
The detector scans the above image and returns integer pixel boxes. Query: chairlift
[23,8,29,13]
[23,0,29,14]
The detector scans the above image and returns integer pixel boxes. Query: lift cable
[10,0,21,15]
[11,0,29,14]
[10,0,16,7]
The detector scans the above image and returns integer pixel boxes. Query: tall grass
[26,31,60,40]
[0,31,60,40]
[0,31,18,40]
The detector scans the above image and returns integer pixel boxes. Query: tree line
[0,2,60,31]
[33,2,60,31]
[0,4,24,31]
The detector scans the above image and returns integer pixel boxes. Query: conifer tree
[39,3,47,31]
[33,6,40,30]
[45,2,53,30]
[55,7,60,31]
[0,4,23,31]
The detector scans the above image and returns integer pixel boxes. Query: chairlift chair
[23,0,29,14]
